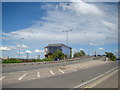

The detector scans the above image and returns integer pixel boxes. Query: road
[2,57,93,73]
[91,69,118,88]
[2,57,118,88]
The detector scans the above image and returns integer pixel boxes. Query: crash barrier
[2,56,92,67]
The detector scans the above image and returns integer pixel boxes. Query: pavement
[2,57,93,73]
[2,57,118,88]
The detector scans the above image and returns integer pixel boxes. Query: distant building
[44,44,72,59]
[0,56,9,60]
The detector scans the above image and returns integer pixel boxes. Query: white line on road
[59,69,64,73]
[18,73,27,80]
[37,72,40,78]
[85,69,118,88]
[50,70,54,75]
[0,76,6,80]
[73,66,118,89]
[73,69,77,72]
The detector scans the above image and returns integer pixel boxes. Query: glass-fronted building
[44,44,72,59]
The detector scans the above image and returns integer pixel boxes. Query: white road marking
[21,71,26,72]
[73,67,118,89]
[18,73,27,80]
[0,76,6,80]
[73,69,77,72]
[59,69,64,73]
[85,69,118,88]
[50,70,54,75]
[37,72,40,78]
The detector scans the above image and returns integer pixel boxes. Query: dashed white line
[50,70,54,75]
[37,72,40,78]
[18,73,27,80]
[0,76,6,80]
[59,69,64,73]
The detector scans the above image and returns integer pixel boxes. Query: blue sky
[1,1,118,59]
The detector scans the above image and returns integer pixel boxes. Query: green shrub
[105,52,116,61]
[52,50,64,59]
[31,59,37,62]
[36,59,42,62]
[41,58,53,61]
[2,58,22,63]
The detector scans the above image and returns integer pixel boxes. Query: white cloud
[115,49,118,52]
[62,0,104,16]
[3,2,118,47]
[26,50,32,53]
[102,20,117,30]
[16,52,24,54]
[35,49,44,53]
[80,48,84,51]
[98,48,105,50]
[72,49,79,52]
[0,36,10,40]
[17,44,28,48]
[0,47,11,51]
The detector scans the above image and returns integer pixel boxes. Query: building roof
[47,43,72,49]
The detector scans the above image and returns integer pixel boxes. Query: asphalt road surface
[2,59,118,88]
[92,69,118,88]
[2,57,94,73]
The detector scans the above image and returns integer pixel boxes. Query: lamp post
[18,38,24,59]
[62,29,72,46]
[62,29,72,59]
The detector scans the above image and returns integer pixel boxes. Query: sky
[1,0,118,59]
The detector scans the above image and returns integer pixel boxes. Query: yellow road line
[85,70,118,88]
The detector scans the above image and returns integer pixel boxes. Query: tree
[105,52,116,61]
[52,49,64,59]
[74,50,86,58]
[80,50,86,56]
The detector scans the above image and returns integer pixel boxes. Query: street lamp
[62,29,72,46]
[18,38,24,59]
[62,29,72,60]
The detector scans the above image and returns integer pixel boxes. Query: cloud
[102,20,117,30]
[61,0,104,16]
[0,36,10,40]
[3,2,118,47]
[115,49,118,52]
[35,49,44,53]
[98,48,105,50]
[0,47,11,51]
[16,52,24,54]
[80,48,84,51]
[17,44,28,48]
[26,50,32,53]
[72,48,79,52]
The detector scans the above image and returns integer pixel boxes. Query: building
[44,43,72,59]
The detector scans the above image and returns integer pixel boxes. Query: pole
[18,39,20,59]
[62,29,72,59]
[18,38,24,59]
[27,53,29,59]
[66,31,68,46]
